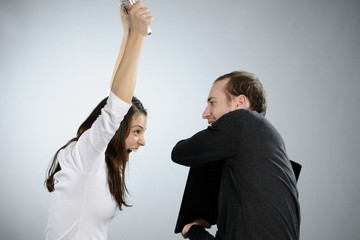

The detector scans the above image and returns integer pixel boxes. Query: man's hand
[182,219,211,239]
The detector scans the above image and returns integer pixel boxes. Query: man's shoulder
[217,109,271,131]
[225,109,263,121]
[212,109,255,129]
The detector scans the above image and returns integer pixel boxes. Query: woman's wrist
[128,30,146,41]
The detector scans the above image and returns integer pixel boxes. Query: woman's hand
[119,4,130,34]
[127,1,153,36]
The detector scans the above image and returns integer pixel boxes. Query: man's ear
[235,94,251,110]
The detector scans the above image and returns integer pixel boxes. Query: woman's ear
[236,94,251,110]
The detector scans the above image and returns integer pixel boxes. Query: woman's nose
[138,135,146,146]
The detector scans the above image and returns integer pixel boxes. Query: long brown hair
[215,71,267,116]
[45,96,147,210]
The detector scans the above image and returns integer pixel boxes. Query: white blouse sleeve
[58,91,132,173]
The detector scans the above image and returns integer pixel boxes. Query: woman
[44,2,152,239]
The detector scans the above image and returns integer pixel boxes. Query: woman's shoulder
[107,91,132,113]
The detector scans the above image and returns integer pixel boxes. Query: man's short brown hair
[214,71,267,116]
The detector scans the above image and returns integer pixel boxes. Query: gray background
[1,0,359,239]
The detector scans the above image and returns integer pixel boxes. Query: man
[172,71,300,240]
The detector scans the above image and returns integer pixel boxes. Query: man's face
[202,78,239,125]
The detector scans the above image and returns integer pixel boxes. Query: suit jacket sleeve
[171,112,241,167]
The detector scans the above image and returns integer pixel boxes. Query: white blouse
[45,91,131,240]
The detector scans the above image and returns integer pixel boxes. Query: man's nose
[202,106,211,119]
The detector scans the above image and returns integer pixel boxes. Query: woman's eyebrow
[130,125,145,130]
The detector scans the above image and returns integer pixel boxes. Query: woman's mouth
[126,149,138,161]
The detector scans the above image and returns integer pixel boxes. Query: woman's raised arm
[110,4,130,88]
[111,1,153,103]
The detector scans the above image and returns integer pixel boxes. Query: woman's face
[125,113,147,161]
